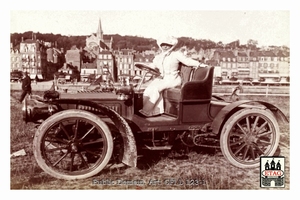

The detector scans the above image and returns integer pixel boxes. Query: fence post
[266,84,269,97]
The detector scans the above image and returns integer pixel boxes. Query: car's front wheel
[33,109,113,180]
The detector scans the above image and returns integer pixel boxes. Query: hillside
[10,31,264,52]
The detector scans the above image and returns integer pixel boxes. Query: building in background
[133,52,155,77]
[113,49,135,78]
[212,48,290,84]
[10,36,48,80]
[79,18,116,82]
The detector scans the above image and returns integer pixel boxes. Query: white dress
[140,51,200,116]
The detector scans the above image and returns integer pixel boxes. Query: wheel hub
[244,134,257,145]
[70,143,79,153]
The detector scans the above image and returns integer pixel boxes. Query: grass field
[10,90,290,190]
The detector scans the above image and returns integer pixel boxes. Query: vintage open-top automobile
[22,63,289,180]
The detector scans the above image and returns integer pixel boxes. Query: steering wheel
[135,63,160,76]
[134,63,160,91]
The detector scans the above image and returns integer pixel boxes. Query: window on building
[226,63,231,69]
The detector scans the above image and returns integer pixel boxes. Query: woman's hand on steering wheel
[134,63,161,76]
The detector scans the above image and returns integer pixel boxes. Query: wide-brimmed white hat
[157,36,178,47]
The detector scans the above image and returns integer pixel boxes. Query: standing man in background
[19,72,32,103]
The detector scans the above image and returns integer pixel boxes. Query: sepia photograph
[6,0,297,195]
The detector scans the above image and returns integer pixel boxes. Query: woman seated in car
[139,36,207,117]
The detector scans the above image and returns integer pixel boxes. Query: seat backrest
[191,66,211,81]
[178,64,193,86]
[178,64,211,85]
[181,66,214,102]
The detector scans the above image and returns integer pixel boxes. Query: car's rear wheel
[220,108,280,168]
[33,109,113,180]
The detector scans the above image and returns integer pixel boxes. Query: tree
[247,39,258,49]
[217,41,224,48]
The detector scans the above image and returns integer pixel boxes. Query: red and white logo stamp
[260,156,285,188]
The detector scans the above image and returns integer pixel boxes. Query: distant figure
[19,72,32,103]
[230,83,243,101]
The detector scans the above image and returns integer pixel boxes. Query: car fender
[54,99,137,168]
[211,100,289,135]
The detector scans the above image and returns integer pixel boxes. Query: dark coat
[22,75,32,91]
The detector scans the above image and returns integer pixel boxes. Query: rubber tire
[220,108,280,168]
[33,109,113,180]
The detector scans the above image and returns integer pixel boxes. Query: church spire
[97,18,103,40]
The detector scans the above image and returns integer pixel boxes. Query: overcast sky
[10,7,291,47]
